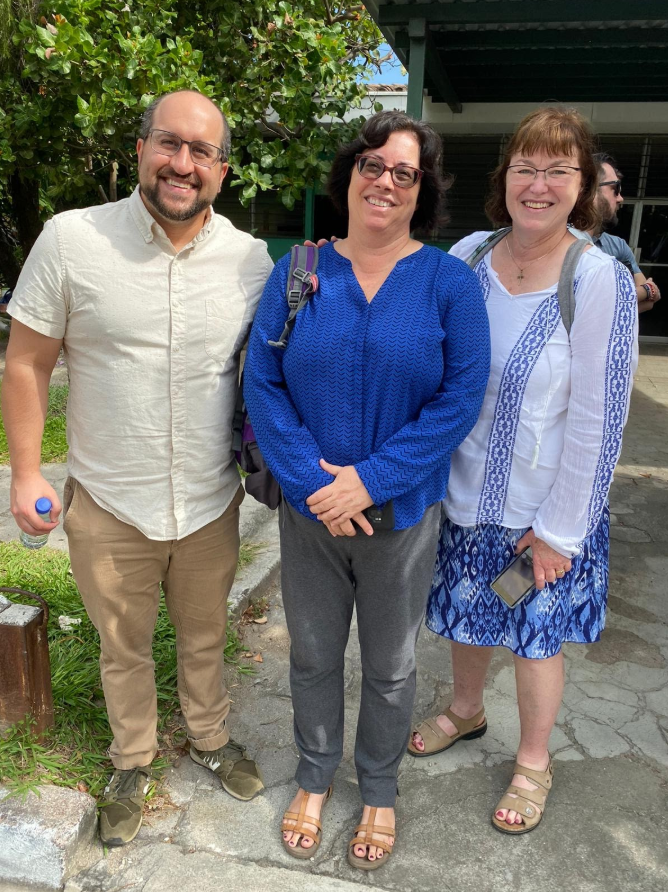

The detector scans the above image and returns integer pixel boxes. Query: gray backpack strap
[268,245,319,349]
[285,245,319,310]
[465,227,512,268]
[557,239,588,336]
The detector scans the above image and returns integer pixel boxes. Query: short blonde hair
[485,106,601,233]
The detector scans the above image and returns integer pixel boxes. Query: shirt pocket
[204,300,245,363]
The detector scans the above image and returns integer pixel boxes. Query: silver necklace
[505,232,568,282]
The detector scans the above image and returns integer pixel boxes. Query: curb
[231,497,281,621]
[0,786,99,891]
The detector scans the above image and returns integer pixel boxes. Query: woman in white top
[408,107,638,834]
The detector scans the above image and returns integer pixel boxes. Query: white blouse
[445,232,639,557]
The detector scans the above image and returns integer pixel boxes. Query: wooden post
[0,588,54,736]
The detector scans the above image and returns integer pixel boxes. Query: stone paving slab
[0,786,98,891]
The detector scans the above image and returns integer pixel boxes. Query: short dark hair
[327,111,451,232]
[593,151,622,181]
[139,91,231,162]
[485,106,601,233]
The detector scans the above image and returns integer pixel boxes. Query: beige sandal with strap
[348,807,395,871]
[492,758,553,835]
[408,706,487,757]
[281,786,332,859]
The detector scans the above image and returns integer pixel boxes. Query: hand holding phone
[491,548,535,608]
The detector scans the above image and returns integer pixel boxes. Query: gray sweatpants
[279,500,440,806]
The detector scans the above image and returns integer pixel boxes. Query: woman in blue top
[243,111,490,870]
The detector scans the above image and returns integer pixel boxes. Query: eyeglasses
[600,179,622,197]
[507,165,581,184]
[149,129,225,168]
[355,154,423,188]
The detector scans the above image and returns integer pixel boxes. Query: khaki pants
[63,478,243,769]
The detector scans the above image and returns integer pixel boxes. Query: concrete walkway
[2,347,668,892]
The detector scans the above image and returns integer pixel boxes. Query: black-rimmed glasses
[149,129,225,168]
[600,179,622,197]
[355,154,423,188]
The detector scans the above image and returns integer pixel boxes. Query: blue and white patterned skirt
[425,508,609,660]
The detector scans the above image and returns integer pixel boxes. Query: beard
[596,194,618,229]
[140,168,212,222]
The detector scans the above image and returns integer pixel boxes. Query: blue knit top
[243,242,490,529]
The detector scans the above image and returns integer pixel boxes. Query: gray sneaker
[99,765,152,846]
[190,739,264,801]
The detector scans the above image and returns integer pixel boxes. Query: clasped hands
[515,528,572,591]
[306,459,375,537]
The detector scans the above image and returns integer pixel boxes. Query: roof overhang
[365,1,668,113]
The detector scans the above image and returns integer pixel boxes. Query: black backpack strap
[232,372,245,454]
[465,227,512,268]
[557,238,588,337]
[268,245,319,349]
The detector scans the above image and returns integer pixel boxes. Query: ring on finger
[556,569,565,578]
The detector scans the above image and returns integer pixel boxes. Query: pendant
[517,270,524,282]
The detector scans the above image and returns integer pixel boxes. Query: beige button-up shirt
[10,187,273,539]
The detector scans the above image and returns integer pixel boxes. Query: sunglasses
[600,179,622,197]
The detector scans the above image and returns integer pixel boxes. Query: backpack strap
[267,245,319,349]
[557,238,588,336]
[466,228,587,338]
[465,227,512,268]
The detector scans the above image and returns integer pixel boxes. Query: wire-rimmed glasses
[149,129,225,168]
[507,164,581,184]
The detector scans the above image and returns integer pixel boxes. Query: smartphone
[362,500,395,530]
[491,548,535,608]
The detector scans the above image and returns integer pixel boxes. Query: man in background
[583,152,661,314]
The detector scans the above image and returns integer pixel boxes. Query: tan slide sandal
[492,758,553,835]
[408,706,487,757]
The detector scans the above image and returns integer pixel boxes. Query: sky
[364,42,408,84]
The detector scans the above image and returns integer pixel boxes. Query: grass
[0,383,69,465]
[237,541,262,572]
[0,541,251,797]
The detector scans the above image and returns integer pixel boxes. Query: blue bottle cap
[35,497,52,515]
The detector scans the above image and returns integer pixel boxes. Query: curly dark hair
[327,111,452,232]
[485,106,601,233]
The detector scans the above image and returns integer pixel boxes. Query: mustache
[159,168,202,188]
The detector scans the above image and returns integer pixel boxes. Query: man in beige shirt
[3,90,273,845]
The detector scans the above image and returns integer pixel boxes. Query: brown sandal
[491,758,553,835]
[280,786,332,859]
[407,706,487,757]
[347,807,395,871]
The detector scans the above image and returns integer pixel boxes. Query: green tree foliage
[0,0,385,286]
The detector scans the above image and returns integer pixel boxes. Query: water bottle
[19,498,53,550]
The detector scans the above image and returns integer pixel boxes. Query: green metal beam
[444,50,668,67]
[378,1,668,27]
[425,29,461,113]
[433,27,668,52]
[451,73,668,85]
[406,19,426,119]
[451,86,668,100]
